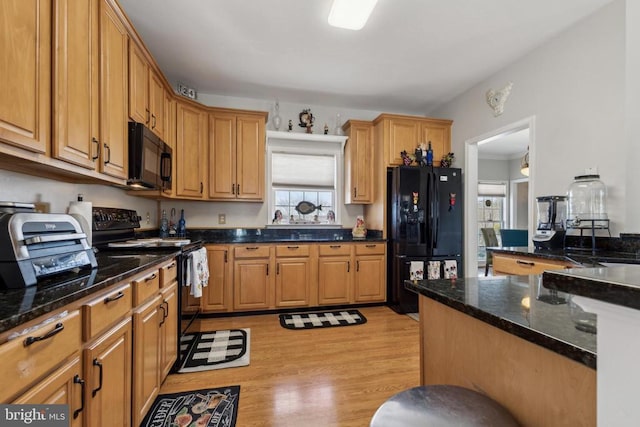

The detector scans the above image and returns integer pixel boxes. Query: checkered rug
[279,310,367,330]
[178,329,250,373]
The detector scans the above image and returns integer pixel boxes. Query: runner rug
[139,386,240,427]
[279,309,367,330]
[178,329,250,373]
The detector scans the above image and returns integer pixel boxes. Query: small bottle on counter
[160,210,169,238]
[426,141,434,166]
[177,209,186,238]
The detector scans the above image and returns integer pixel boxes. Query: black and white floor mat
[279,310,367,330]
[178,329,250,373]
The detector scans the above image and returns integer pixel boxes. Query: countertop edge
[405,279,597,369]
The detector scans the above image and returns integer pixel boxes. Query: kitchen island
[406,275,596,426]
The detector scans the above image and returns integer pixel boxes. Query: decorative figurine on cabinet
[401,150,413,166]
[352,216,367,239]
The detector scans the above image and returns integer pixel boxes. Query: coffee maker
[532,196,567,249]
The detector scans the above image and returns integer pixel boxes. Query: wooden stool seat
[370,385,519,426]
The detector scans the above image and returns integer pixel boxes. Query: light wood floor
[161,306,420,427]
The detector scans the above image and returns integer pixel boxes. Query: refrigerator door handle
[433,171,439,249]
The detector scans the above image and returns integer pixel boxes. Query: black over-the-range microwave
[127,121,172,190]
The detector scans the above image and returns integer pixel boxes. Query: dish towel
[409,261,424,281]
[443,260,458,279]
[427,261,441,280]
[189,248,209,298]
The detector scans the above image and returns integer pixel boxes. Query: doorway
[464,117,535,277]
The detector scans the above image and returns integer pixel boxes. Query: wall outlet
[218,214,226,224]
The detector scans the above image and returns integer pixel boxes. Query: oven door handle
[24,232,87,245]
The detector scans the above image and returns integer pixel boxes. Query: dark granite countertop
[405,275,597,369]
[543,265,640,311]
[169,228,385,245]
[0,249,179,335]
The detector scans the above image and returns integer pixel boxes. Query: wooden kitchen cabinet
[132,293,162,427]
[129,42,165,139]
[343,120,374,204]
[233,245,274,310]
[373,113,452,167]
[275,245,312,308]
[13,355,84,427]
[492,252,580,276]
[176,100,208,198]
[354,243,386,302]
[202,245,233,312]
[159,281,178,381]
[209,111,267,201]
[52,0,100,169]
[318,244,353,305]
[99,0,128,179]
[0,309,82,403]
[0,0,50,154]
[83,317,132,427]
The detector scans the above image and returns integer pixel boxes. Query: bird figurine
[486,82,513,116]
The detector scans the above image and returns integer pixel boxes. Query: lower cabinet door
[354,255,385,302]
[233,259,272,310]
[160,282,178,381]
[84,317,132,427]
[275,258,310,307]
[318,257,352,305]
[13,355,84,427]
[133,295,162,426]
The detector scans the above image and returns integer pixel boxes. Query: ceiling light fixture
[520,148,530,177]
[328,0,378,30]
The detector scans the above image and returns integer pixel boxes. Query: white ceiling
[478,129,529,160]
[118,0,614,115]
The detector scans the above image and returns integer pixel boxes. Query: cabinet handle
[73,375,86,419]
[151,114,156,129]
[237,184,240,194]
[232,184,235,195]
[266,264,269,276]
[103,143,111,165]
[246,246,259,250]
[104,291,124,304]
[357,260,360,272]
[145,273,157,282]
[347,261,350,272]
[287,246,299,249]
[365,244,376,248]
[159,304,166,327]
[92,359,103,397]
[516,260,535,267]
[200,182,204,194]
[91,137,100,161]
[354,187,357,198]
[276,263,280,275]
[329,245,341,249]
[24,322,64,347]
[224,250,228,263]
[166,261,177,269]
[164,301,169,319]
[145,108,150,124]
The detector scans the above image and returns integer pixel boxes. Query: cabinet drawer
[493,254,578,276]
[160,259,178,288]
[234,245,271,258]
[318,244,352,256]
[355,243,385,255]
[275,245,310,257]
[0,309,82,402]
[132,270,160,306]
[83,283,132,341]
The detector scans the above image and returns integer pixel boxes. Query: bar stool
[370,385,520,427]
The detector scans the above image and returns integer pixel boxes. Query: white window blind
[478,182,507,196]
[271,152,336,188]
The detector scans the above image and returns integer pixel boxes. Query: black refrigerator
[387,166,464,313]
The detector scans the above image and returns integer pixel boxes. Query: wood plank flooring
[161,306,420,427]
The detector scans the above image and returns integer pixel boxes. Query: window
[266,132,346,226]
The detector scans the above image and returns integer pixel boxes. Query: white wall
[625,0,640,231]
[478,159,509,181]
[432,0,626,235]
[0,169,158,229]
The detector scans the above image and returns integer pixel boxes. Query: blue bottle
[426,141,434,166]
[177,209,186,238]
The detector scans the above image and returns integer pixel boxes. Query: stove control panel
[93,207,141,231]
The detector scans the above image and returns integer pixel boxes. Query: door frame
[464,116,536,276]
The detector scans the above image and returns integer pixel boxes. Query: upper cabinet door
[420,120,452,168]
[52,0,100,169]
[236,114,265,201]
[344,120,373,204]
[208,112,236,199]
[0,0,51,154]
[387,118,419,166]
[176,101,207,198]
[128,42,149,125]
[148,70,165,139]
[99,0,128,179]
